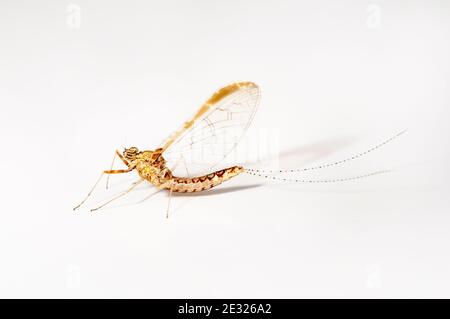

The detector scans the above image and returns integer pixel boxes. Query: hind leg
[166,189,173,219]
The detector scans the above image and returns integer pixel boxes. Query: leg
[73,172,104,211]
[106,150,131,189]
[91,179,144,212]
[171,154,190,177]
[116,150,130,166]
[105,151,117,189]
[73,151,133,211]
[181,154,191,177]
[104,168,133,174]
[137,188,162,204]
[166,189,173,219]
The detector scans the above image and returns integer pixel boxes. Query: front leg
[116,149,130,166]
[104,168,133,174]
[106,150,132,188]
[74,151,134,211]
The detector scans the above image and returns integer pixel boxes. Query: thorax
[133,152,172,185]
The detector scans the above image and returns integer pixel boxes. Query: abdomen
[166,166,244,193]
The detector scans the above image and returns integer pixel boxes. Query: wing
[159,81,260,178]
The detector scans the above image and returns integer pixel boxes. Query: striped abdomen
[166,166,244,193]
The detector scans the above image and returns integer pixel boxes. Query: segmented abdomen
[166,166,244,193]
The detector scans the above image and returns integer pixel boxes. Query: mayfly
[74,81,404,215]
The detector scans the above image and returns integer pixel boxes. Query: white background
[1,0,450,298]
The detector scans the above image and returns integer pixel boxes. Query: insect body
[74,82,259,213]
[74,81,404,215]
[124,147,244,193]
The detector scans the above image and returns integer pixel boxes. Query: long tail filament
[245,169,390,183]
[246,130,406,175]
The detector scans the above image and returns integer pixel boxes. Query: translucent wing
[159,82,260,178]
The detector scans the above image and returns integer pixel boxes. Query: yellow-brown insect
[74,81,403,216]
[120,147,243,193]
[74,82,259,215]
